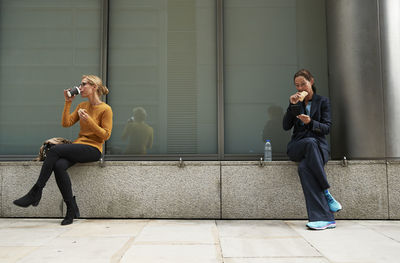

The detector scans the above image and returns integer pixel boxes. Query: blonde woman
[14,75,113,225]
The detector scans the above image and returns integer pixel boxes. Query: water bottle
[264,139,272,161]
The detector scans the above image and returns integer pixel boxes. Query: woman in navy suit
[283,69,342,230]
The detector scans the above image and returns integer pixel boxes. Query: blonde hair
[82,75,109,97]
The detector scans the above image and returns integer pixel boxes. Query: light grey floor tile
[1,219,400,263]
[134,220,218,244]
[60,219,149,237]
[17,236,130,263]
[0,219,18,228]
[0,218,63,228]
[358,220,400,242]
[224,258,330,263]
[218,220,320,258]
[287,220,400,263]
[121,244,222,263]
[217,220,299,238]
[0,246,38,263]
[0,227,66,246]
[220,236,320,258]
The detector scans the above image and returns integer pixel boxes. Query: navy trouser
[287,137,334,222]
[36,144,101,201]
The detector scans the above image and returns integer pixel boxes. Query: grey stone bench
[1,160,398,219]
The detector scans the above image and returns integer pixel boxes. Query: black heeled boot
[61,196,80,225]
[13,184,43,207]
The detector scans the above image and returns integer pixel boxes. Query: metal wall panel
[380,0,400,158]
[326,0,386,159]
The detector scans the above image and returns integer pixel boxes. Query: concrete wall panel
[0,161,392,219]
[1,163,63,218]
[221,161,307,219]
[326,161,388,219]
[0,167,2,217]
[387,161,400,219]
[67,161,221,219]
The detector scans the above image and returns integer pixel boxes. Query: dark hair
[294,69,316,93]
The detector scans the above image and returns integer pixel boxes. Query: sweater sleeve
[61,101,79,127]
[86,106,113,141]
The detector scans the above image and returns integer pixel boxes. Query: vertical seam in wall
[377,0,390,219]
[217,0,225,160]
[376,0,388,158]
[101,0,110,155]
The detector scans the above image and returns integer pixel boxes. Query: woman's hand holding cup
[64,89,74,102]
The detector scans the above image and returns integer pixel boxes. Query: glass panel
[0,0,101,155]
[107,0,217,155]
[224,0,329,158]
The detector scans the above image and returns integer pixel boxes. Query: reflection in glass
[107,0,217,155]
[224,0,329,157]
[0,0,101,155]
[122,107,154,154]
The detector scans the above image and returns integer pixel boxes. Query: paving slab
[134,220,218,244]
[287,220,400,263]
[0,219,400,263]
[17,236,130,263]
[358,220,400,242]
[217,220,320,258]
[217,220,298,238]
[224,258,330,263]
[0,247,38,263]
[60,219,149,238]
[0,220,69,246]
[120,244,222,263]
[121,220,222,263]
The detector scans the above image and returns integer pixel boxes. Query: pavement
[0,219,400,263]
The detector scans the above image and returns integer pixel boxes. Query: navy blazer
[282,93,331,161]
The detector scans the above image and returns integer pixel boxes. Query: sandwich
[298,91,308,102]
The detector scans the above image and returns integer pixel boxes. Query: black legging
[36,144,101,201]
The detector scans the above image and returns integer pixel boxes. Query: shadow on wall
[262,105,291,157]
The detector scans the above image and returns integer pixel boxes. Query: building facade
[0,0,398,161]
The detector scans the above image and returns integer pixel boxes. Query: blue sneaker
[306,221,336,230]
[324,190,342,212]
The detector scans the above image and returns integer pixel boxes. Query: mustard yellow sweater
[62,101,113,153]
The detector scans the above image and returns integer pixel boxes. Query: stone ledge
[388,162,400,219]
[67,164,220,218]
[0,160,396,219]
[0,172,2,217]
